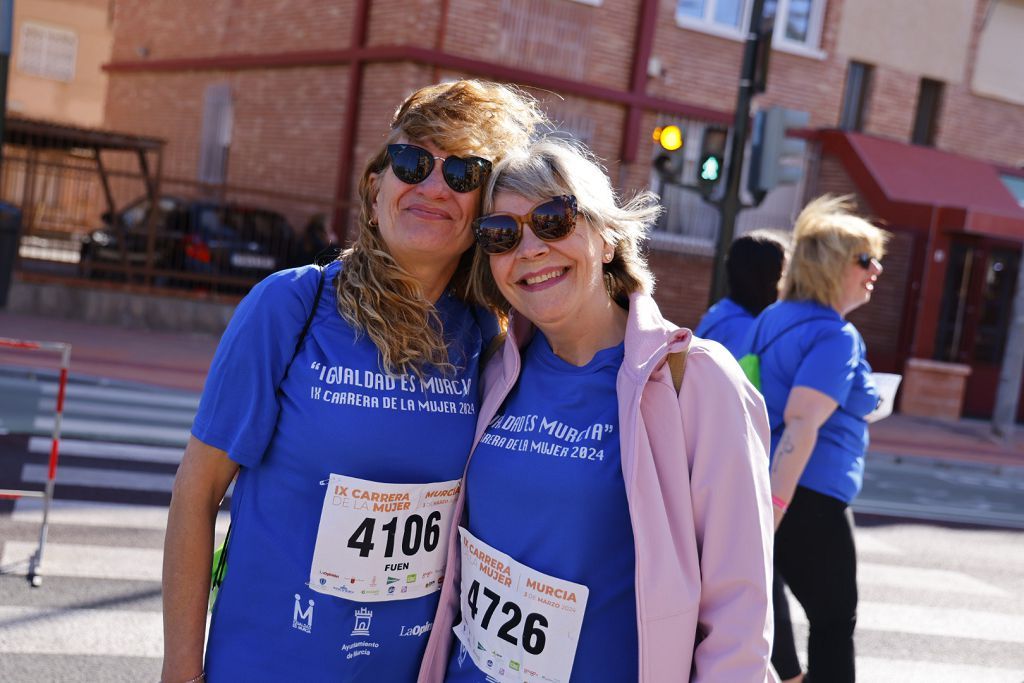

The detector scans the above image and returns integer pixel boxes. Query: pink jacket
[419,293,775,682]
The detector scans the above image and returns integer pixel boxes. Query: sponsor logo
[406,573,417,583]
[401,585,408,593]
[486,659,494,669]
[398,620,433,637]
[319,578,327,586]
[351,607,373,636]
[320,570,339,578]
[387,586,396,595]
[510,660,521,671]
[292,594,314,633]
[361,588,380,596]
[335,585,354,594]
[477,642,486,651]
[386,576,399,585]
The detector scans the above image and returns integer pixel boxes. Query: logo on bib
[292,594,314,633]
[351,607,373,636]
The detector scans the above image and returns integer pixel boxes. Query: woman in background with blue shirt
[695,230,789,357]
[743,196,889,683]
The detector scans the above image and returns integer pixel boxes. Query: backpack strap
[668,349,688,394]
[481,333,506,366]
[754,315,834,355]
[279,266,327,386]
[212,265,327,604]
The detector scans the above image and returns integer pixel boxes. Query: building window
[677,0,826,51]
[17,22,78,82]
[839,61,873,132]
[912,78,944,147]
[498,0,592,81]
[198,84,234,185]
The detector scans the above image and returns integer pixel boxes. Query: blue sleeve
[191,266,322,466]
[791,327,859,406]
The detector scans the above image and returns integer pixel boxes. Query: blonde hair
[782,195,890,308]
[470,136,661,313]
[336,80,547,376]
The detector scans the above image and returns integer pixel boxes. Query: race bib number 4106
[309,474,461,603]
[453,527,589,683]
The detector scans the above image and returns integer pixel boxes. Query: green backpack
[738,316,833,392]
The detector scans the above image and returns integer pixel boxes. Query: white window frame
[566,0,602,6]
[17,22,78,82]
[675,0,827,59]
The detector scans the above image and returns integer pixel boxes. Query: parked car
[79,195,297,289]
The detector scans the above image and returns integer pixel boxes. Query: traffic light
[697,127,728,198]
[652,124,685,184]
[748,106,810,196]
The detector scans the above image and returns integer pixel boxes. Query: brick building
[99,0,1024,418]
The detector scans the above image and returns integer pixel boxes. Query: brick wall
[110,0,355,61]
[648,250,713,329]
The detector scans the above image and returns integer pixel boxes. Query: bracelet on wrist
[771,495,789,512]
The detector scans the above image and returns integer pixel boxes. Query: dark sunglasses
[386,143,492,193]
[855,253,880,270]
[472,195,579,255]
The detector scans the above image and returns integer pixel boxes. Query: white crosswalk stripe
[28,436,184,466]
[0,606,164,658]
[10,499,229,532]
[22,463,178,493]
[780,525,1024,682]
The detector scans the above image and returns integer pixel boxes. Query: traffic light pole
[708,0,767,307]
[1,0,12,174]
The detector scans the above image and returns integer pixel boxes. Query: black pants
[771,486,858,683]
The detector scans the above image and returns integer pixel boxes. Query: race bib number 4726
[309,474,461,602]
[453,527,589,683]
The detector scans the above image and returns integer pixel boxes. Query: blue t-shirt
[445,334,637,683]
[694,297,754,358]
[194,263,482,682]
[740,300,878,503]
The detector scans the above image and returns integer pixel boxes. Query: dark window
[912,78,944,146]
[839,61,873,131]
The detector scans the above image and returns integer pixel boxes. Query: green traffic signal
[700,155,721,181]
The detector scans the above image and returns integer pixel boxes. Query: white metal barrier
[0,336,71,587]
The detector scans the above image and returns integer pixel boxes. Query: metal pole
[708,0,767,307]
[1,0,13,178]
[992,255,1024,439]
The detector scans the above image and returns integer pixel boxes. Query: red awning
[819,130,1024,241]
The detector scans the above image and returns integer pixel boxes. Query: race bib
[309,474,461,603]
[453,527,589,683]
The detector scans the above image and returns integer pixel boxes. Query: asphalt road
[1,366,1023,681]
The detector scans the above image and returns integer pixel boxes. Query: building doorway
[934,237,1023,419]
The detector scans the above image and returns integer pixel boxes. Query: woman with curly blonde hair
[162,80,546,683]
[740,195,889,683]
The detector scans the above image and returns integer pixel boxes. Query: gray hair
[469,136,661,311]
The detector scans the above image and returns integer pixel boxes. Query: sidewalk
[869,412,1023,470]
[1,309,1022,467]
[0,311,218,393]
